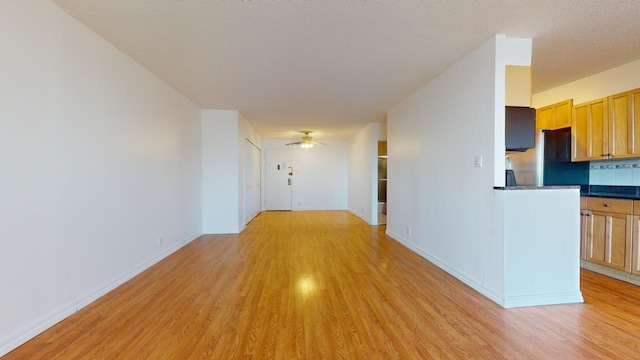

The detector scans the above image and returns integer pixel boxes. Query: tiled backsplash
[590,159,640,185]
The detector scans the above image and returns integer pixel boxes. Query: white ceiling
[53,0,640,140]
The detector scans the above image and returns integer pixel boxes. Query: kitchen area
[508,82,640,287]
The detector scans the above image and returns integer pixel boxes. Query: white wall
[348,123,384,224]
[532,58,640,108]
[0,1,202,355]
[502,189,583,307]
[261,140,348,210]
[202,110,260,233]
[386,35,533,306]
[387,35,506,303]
[202,110,239,234]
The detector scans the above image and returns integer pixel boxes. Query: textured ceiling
[53,0,640,140]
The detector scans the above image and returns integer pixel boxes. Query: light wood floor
[6,211,640,359]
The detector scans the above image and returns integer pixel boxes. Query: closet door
[244,139,261,224]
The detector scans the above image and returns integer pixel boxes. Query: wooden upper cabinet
[572,105,589,161]
[505,65,531,107]
[608,88,640,159]
[536,99,573,130]
[572,98,609,162]
[554,101,572,128]
[573,89,640,162]
[537,107,553,129]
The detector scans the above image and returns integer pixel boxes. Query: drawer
[587,197,633,214]
[634,201,640,215]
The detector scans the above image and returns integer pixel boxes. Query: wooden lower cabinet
[580,197,589,260]
[583,197,633,273]
[632,199,640,275]
[587,211,632,272]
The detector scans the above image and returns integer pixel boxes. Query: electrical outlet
[406,226,412,236]
[159,236,163,247]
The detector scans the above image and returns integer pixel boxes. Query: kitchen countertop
[494,185,580,190]
[495,185,640,199]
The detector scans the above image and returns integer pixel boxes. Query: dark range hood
[505,106,536,152]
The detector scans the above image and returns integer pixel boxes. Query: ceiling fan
[285,131,326,149]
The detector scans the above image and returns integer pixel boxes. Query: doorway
[266,148,293,210]
[378,141,387,225]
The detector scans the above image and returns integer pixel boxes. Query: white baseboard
[504,291,584,308]
[0,232,201,358]
[348,209,373,225]
[202,227,239,234]
[386,229,584,308]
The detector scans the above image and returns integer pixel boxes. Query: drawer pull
[603,203,610,207]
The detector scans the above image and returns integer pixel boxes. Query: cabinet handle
[603,203,610,207]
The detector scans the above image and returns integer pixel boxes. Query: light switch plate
[474,155,483,168]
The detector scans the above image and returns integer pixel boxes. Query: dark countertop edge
[494,186,580,190]
[581,193,640,200]
[581,185,640,200]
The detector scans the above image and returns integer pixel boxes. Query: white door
[266,148,292,210]
[244,139,261,224]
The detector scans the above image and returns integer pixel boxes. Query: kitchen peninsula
[495,185,583,307]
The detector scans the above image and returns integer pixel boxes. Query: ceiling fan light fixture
[284,131,325,148]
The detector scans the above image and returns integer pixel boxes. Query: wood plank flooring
[5,211,640,359]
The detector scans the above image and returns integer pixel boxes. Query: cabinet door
[554,100,572,128]
[633,215,640,275]
[580,210,590,260]
[591,99,609,159]
[588,211,606,263]
[572,98,608,161]
[609,89,640,158]
[609,92,632,157]
[537,107,553,129]
[572,104,590,161]
[587,211,632,272]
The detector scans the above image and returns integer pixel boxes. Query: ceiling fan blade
[285,141,303,146]
[312,141,327,146]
